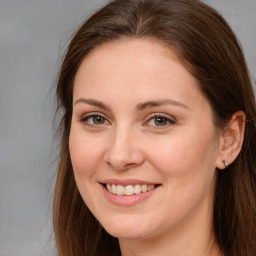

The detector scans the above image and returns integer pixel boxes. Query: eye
[146,114,176,127]
[80,114,109,126]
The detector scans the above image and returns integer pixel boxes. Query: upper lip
[99,179,161,186]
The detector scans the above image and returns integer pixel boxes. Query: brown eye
[92,115,105,124]
[146,114,176,128]
[154,117,168,126]
[81,114,108,125]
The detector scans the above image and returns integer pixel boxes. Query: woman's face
[69,39,222,241]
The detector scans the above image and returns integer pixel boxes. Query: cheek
[69,128,105,208]
[144,129,218,224]
[146,128,218,178]
[69,128,105,176]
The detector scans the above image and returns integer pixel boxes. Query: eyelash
[79,113,176,128]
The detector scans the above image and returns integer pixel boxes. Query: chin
[106,227,149,240]
[99,214,155,240]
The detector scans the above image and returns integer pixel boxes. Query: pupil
[155,117,167,126]
[94,116,104,124]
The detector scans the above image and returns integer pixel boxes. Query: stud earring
[222,159,229,169]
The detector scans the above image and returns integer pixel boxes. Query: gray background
[0,1,255,255]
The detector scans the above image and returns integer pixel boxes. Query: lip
[99,180,161,207]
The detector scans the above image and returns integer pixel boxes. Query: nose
[103,126,145,171]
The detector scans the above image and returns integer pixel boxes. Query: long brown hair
[53,0,256,255]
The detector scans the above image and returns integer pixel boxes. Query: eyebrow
[74,98,110,110]
[136,99,190,111]
[73,98,190,111]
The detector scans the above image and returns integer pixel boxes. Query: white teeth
[112,184,117,194]
[147,185,155,191]
[124,185,134,196]
[134,184,142,194]
[106,184,111,191]
[106,184,156,196]
[116,185,125,196]
[141,185,147,193]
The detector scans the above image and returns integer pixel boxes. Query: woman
[53,0,256,255]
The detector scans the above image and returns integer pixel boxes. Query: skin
[69,39,235,256]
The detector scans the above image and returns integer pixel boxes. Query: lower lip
[101,185,159,207]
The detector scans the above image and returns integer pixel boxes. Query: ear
[216,111,246,170]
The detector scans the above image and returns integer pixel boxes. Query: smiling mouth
[104,183,159,196]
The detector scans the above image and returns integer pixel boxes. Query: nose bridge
[104,123,144,170]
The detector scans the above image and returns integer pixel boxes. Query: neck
[120,233,220,256]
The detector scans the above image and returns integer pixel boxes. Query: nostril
[104,158,141,171]
[123,162,139,169]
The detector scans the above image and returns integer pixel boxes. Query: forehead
[78,38,184,76]
[73,38,206,111]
